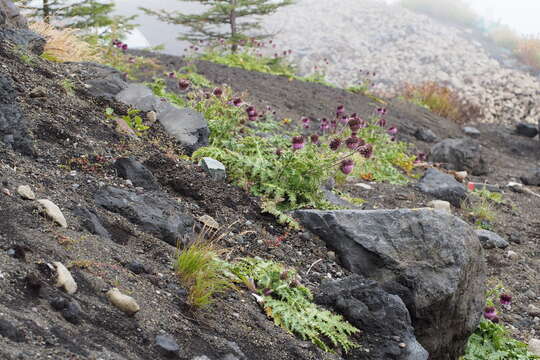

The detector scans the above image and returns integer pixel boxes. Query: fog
[113,0,540,54]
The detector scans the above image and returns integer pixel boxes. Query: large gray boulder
[316,275,428,360]
[429,138,488,175]
[94,186,194,246]
[417,168,467,207]
[295,208,486,360]
[115,84,168,113]
[0,0,27,28]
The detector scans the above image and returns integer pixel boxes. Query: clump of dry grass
[515,36,540,71]
[29,21,97,62]
[401,82,481,124]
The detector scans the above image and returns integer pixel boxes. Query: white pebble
[107,288,140,316]
[37,199,67,228]
[53,262,77,294]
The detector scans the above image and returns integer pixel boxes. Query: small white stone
[528,304,540,317]
[53,262,77,294]
[506,250,519,261]
[107,288,140,316]
[37,199,67,228]
[2,188,11,196]
[354,183,372,190]
[17,185,35,200]
[529,338,540,356]
[147,111,157,124]
[454,171,468,182]
[197,214,220,230]
[427,200,451,213]
[125,179,133,187]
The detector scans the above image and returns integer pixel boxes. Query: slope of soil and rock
[1,2,540,359]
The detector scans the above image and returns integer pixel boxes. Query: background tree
[13,0,117,29]
[141,0,294,52]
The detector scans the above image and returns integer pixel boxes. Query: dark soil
[0,41,538,360]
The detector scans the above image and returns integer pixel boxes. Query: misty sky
[114,0,540,53]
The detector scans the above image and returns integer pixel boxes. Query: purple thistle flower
[377,118,387,127]
[483,307,497,321]
[358,143,373,159]
[320,118,330,131]
[500,294,512,306]
[349,118,362,132]
[292,136,305,151]
[387,126,398,135]
[310,134,319,144]
[122,43,128,51]
[213,88,223,97]
[377,108,387,115]
[340,159,355,175]
[178,79,190,90]
[336,105,345,115]
[233,98,243,106]
[168,72,176,78]
[329,138,341,151]
[345,136,365,150]
[340,116,349,125]
[416,152,427,162]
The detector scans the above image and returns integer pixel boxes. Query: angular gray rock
[515,123,538,138]
[94,186,194,246]
[155,334,180,358]
[462,126,480,138]
[74,207,111,240]
[158,105,209,154]
[417,168,467,207]
[86,76,128,99]
[520,168,540,186]
[475,229,509,249]
[429,138,488,175]
[114,157,159,190]
[114,84,209,154]
[316,275,428,360]
[115,84,167,113]
[414,128,438,143]
[0,0,27,28]
[200,157,226,181]
[295,208,486,360]
[0,28,45,55]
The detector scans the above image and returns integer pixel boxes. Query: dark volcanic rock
[515,123,538,138]
[94,186,194,246]
[476,230,509,249]
[520,168,540,186]
[429,138,488,175]
[317,275,428,360]
[0,0,27,28]
[295,208,486,360]
[414,128,438,143]
[114,157,159,190]
[155,334,180,358]
[417,168,467,207]
[0,74,34,155]
[0,318,24,342]
[0,28,45,55]
[74,207,111,239]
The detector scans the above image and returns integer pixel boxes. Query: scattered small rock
[475,230,509,249]
[515,123,538,138]
[17,185,35,200]
[0,318,24,342]
[127,261,147,275]
[427,200,451,213]
[520,168,540,186]
[147,110,157,124]
[453,171,468,182]
[529,339,540,356]
[37,199,67,228]
[197,214,220,230]
[53,261,77,294]
[414,128,438,142]
[1,188,11,196]
[509,233,522,244]
[354,183,372,190]
[61,301,82,324]
[106,288,140,316]
[417,168,467,207]
[528,304,540,317]
[506,250,519,261]
[114,157,159,190]
[29,86,47,98]
[155,334,180,358]
[73,207,111,240]
[200,157,226,181]
[462,126,481,138]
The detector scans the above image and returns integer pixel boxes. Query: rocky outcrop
[94,186,194,246]
[429,138,488,175]
[0,0,27,28]
[317,275,429,360]
[417,168,467,207]
[295,208,486,360]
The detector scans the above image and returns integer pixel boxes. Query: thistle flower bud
[377,108,387,115]
[178,79,190,90]
[310,134,319,144]
[232,98,243,106]
[275,148,283,157]
[387,126,398,135]
[121,44,128,51]
[329,138,341,151]
[213,88,223,97]
[345,136,364,150]
[280,271,289,280]
[377,118,387,127]
[483,306,497,321]
[348,118,362,132]
[292,136,305,151]
[358,143,373,159]
[500,293,512,306]
[340,159,355,175]
[336,104,345,115]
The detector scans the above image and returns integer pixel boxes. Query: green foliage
[60,79,75,95]
[105,107,149,135]
[172,65,215,89]
[140,0,294,52]
[175,238,230,308]
[200,47,297,78]
[473,188,504,204]
[462,320,538,360]
[224,258,359,352]
[148,78,187,107]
